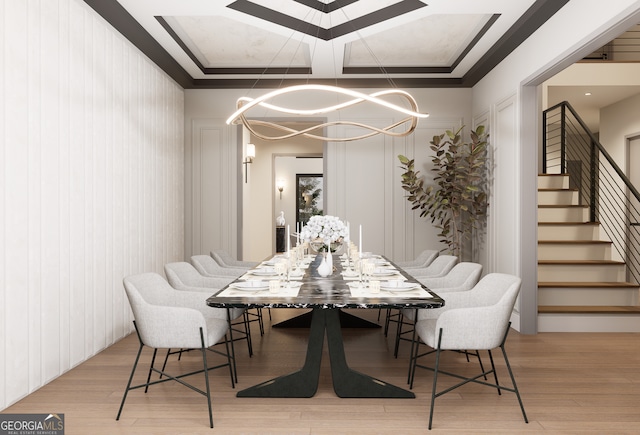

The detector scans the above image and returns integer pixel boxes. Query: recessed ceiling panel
[160,16,311,74]
[228,0,427,40]
[345,14,493,67]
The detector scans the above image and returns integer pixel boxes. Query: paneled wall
[0,0,184,410]
[185,88,473,263]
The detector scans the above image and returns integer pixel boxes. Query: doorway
[241,125,324,261]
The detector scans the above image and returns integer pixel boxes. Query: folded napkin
[288,270,305,280]
[348,282,432,298]
[218,281,301,298]
[340,270,360,280]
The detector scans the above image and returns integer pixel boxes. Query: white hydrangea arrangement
[300,215,347,252]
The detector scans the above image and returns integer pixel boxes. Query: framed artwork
[296,174,323,227]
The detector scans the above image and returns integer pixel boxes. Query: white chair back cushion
[124,273,212,348]
[191,255,246,278]
[165,261,233,289]
[422,273,521,350]
[419,262,482,292]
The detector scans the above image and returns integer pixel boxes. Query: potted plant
[397,125,489,258]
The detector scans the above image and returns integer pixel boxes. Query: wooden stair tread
[538,260,625,265]
[538,281,639,288]
[538,240,611,245]
[538,188,579,192]
[538,221,599,225]
[538,173,569,177]
[539,306,640,314]
[538,204,588,208]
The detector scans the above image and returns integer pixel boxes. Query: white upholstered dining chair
[394,249,439,269]
[211,249,260,269]
[409,273,528,430]
[383,255,459,339]
[393,262,483,356]
[165,261,236,289]
[191,254,247,278]
[117,272,234,428]
[407,255,458,278]
[189,256,269,335]
[164,261,252,377]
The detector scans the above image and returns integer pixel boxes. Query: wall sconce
[243,144,255,183]
[276,179,285,199]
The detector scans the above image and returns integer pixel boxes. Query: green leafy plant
[398,125,489,257]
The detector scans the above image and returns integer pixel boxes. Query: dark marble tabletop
[206,254,445,310]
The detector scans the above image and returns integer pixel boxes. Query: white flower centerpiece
[300,215,348,277]
[300,215,347,252]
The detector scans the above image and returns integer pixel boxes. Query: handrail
[542,101,640,286]
[544,101,640,203]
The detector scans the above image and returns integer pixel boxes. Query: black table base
[236,308,414,398]
[272,309,381,328]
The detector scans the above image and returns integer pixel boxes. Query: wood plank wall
[0,0,185,410]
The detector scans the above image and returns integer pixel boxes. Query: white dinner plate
[370,259,391,266]
[250,268,278,276]
[230,281,269,291]
[263,256,285,266]
[372,269,397,277]
[381,282,421,292]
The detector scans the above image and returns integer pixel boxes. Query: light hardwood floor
[4,308,640,434]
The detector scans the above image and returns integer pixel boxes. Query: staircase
[537,173,640,332]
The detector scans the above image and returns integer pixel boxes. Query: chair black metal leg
[393,311,405,357]
[384,309,391,336]
[226,309,238,383]
[222,334,235,388]
[242,312,253,357]
[501,344,529,423]
[487,349,502,395]
[144,348,158,393]
[257,308,265,336]
[199,329,214,428]
[160,349,171,378]
[428,329,444,430]
[116,339,144,421]
[116,321,234,428]
[475,351,488,380]
[408,320,419,386]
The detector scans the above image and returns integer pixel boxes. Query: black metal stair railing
[543,101,640,286]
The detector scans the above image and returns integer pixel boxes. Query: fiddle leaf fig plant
[398,125,488,257]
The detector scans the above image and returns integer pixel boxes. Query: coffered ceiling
[85,0,569,89]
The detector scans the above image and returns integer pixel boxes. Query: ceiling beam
[83,0,194,88]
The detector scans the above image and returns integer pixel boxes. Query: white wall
[184,88,473,264]
[0,0,184,410]
[600,93,640,263]
[246,141,323,261]
[471,0,640,333]
[600,93,640,166]
[543,62,640,132]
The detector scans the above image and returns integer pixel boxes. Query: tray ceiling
[85,0,569,88]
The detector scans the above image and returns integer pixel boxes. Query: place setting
[219,279,302,297]
[348,279,432,298]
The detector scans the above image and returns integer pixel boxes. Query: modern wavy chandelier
[226,4,429,142]
[226,84,428,142]
[226,84,429,142]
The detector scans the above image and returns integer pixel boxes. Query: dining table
[206,252,444,399]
